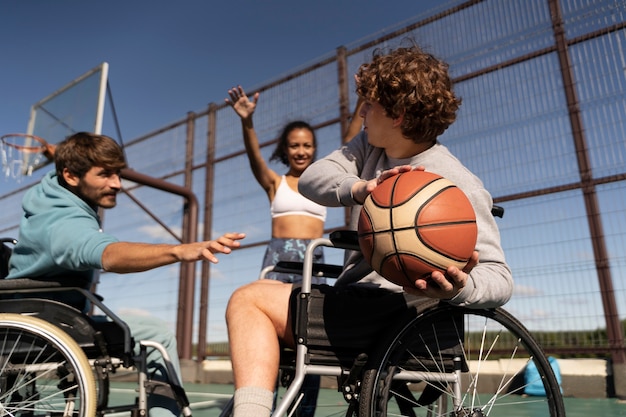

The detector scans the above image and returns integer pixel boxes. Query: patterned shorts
[261,238,326,284]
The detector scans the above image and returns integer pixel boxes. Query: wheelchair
[220,225,566,416]
[0,237,192,416]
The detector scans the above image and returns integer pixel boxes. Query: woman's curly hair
[356,45,461,144]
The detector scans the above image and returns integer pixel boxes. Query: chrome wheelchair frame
[220,229,566,417]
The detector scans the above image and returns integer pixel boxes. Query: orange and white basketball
[357,170,477,288]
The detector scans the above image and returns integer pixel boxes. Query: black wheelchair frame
[0,238,192,416]
[220,227,566,417]
[1,200,567,417]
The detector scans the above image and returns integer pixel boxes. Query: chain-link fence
[1,0,625,366]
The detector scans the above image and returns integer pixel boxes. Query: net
[1,134,47,181]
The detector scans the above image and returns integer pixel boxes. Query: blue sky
[1,0,447,142]
[0,0,452,339]
[6,0,620,344]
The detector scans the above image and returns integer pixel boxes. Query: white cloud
[117,307,153,317]
[513,284,542,296]
[138,224,183,241]
[530,308,550,318]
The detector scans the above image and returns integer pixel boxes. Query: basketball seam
[385,251,451,272]
[394,222,476,263]
[414,182,452,213]
[388,175,440,286]
[358,172,476,287]
[371,176,439,209]
[413,231,473,263]
[412,184,474,262]
[396,252,417,286]
[395,221,477,229]
[361,221,476,233]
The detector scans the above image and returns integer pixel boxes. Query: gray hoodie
[299,133,513,308]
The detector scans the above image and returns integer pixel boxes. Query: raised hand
[225,86,259,120]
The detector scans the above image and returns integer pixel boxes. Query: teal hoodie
[8,170,118,285]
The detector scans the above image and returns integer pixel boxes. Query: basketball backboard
[22,62,109,173]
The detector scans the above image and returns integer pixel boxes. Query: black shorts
[288,284,433,367]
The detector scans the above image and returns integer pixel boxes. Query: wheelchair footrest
[338,353,368,403]
[144,380,191,409]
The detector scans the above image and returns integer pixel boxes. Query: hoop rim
[1,133,48,153]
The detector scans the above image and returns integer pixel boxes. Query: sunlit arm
[101,232,246,273]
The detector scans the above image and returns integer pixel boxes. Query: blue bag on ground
[524,356,562,396]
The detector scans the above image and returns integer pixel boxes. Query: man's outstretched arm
[101,232,245,273]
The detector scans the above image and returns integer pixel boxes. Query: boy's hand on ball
[352,165,425,204]
[462,251,480,273]
[376,165,420,184]
[404,269,466,299]
[404,251,478,299]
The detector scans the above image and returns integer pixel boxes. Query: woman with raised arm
[226,86,364,416]
[226,86,329,285]
[226,85,328,417]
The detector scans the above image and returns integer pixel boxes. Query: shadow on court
[109,381,626,417]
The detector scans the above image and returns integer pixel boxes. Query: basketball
[357,170,477,288]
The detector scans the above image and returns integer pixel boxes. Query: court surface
[108,381,626,416]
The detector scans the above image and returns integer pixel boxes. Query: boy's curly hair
[356,45,461,143]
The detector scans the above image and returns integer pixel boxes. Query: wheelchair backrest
[0,237,134,361]
[1,238,16,280]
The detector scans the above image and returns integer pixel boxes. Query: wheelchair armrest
[274,261,343,279]
[329,230,360,250]
[491,205,505,218]
[0,276,91,291]
[0,277,92,292]
[1,238,16,280]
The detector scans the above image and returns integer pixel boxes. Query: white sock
[233,386,274,417]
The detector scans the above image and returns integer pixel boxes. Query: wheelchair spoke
[0,313,97,416]
[359,305,565,417]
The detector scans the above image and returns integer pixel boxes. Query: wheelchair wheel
[218,396,234,417]
[0,313,97,416]
[359,304,566,417]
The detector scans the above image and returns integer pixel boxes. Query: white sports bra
[270,176,327,222]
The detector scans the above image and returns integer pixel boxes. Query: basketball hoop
[1,133,48,181]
